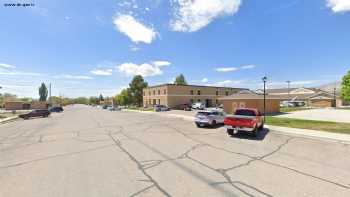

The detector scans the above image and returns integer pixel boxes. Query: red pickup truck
[224,108,264,136]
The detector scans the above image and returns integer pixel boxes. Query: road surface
[1,105,350,197]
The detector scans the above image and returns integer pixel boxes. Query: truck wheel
[252,126,259,137]
[227,129,234,136]
[258,123,264,131]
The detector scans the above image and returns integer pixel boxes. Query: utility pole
[49,83,52,105]
[334,83,337,108]
[262,76,267,122]
[286,80,291,108]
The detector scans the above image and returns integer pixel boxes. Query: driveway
[1,105,350,197]
[276,108,350,123]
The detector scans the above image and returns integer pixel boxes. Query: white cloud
[152,61,171,67]
[215,67,238,72]
[170,0,241,32]
[209,79,242,86]
[130,45,140,51]
[0,71,41,76]
[55,74,92,80]
[90,69,113,76]
[0,63,16,69]
[201,78,208,83]
[64,16,71,20]
[113,14,157,44]
[118,61,170,77]
[327,0,350,13]
[241,64,256,69]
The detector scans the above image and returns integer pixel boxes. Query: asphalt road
[1,105,350,197]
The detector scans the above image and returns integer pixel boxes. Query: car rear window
[197,112,212,116]
[235,109,256,116]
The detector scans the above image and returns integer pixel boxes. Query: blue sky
[0,0,349,98]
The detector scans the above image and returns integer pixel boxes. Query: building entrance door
[205,99,212,107]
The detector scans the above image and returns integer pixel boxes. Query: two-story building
[143,84,245,109]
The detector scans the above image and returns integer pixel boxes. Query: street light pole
[262,76,267,122]
[334,85,337,108]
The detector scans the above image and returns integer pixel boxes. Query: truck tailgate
[224,115,257,128]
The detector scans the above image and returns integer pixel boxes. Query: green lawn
[266,116,350,134]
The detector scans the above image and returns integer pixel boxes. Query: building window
[216,99,218,104]
[197,99,201,102]
[143,91,145,96]
[225,91,229,96]
[216,91,218,96]
[197,90,201,95]
[149,91,151,96]
[153,90,156,95]
[164,89,166,94]
[190,90,194,95]
[158,90,160,95]
[190,99,194,103]
[158,99,160,104]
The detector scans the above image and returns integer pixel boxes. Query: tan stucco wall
[221,99,280,114]
[31,102,49,109]
[143,85,241,108]
[309,99,332,108]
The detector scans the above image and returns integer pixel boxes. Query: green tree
[174,74,187,85]
[38,83,48,101]
[99,94,104,102]
[89,96,99,105]
[341,70,350,102]
[129,75,148,106]
[116,89,132,106]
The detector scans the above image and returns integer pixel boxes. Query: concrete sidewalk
[0,116,19,124]
[265,125,350,143]
[127,110,350,143]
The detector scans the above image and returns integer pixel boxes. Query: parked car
[224,108,264,137]
[108,106,121,111]
[102,105,109,109]
[179,103,192,111]
[19,109,51,120]
[49,106,63,113]
[194,110,226,127]
[192,102,205,110]
[154,105,170,112]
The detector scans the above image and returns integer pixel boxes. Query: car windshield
[235,109,256,116]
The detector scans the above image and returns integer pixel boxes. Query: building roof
[218,91,281,100]
[145,83,248,90]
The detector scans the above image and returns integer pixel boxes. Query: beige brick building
[143,84,245,109]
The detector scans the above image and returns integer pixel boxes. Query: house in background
[218,90,281,114]
[143,84,245,108]
[256,87,341,107]
[4,101,49,110]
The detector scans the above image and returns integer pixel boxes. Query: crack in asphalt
[108,131,172,197]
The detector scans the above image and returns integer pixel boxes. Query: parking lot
[1,105,350,197]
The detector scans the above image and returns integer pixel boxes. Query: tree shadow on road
[230,128,270,141]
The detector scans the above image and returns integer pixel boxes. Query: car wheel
[227,129,234,136]
[211,120,216,127]
[196,123,201,128]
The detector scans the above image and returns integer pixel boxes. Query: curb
[0,116,19,124]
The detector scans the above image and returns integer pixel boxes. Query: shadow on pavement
[231,128,270,141]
